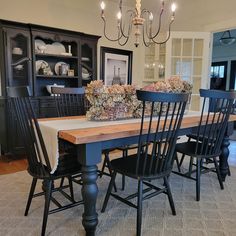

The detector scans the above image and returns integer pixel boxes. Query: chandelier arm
[102,17,123,42]
[151,19,174,45]
[141,13,152,47]
[118,27,130,46]
[119,10,135,39]
[118,37,130,46]
[150,8,164,39]
[142,26,152,47]
[140,9,152,38]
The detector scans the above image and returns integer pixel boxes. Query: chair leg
[68,177,75,202]
[227,162,231,176]
[164,176,176,215]
[213,157,224,190]
[41,180,53,236]
[196,158,201,201]
[187,156,194,177]
[59,177,65,187]
[121,149,127,190]
[175,153,181,172]
[137,180,143,236]
[106,157,117,192]
[101,172,117,213]
[24,177,37,216]
[100,153,108,178]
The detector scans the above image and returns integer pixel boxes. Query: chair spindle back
[135,90,189,176]
[194,89,235,157]
[51,87,88,117]
[7,86,51,175]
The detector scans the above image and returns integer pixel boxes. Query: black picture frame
[100,47,133,85]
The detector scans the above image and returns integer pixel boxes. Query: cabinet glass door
[6,28,32,89]
[81,41,96,86]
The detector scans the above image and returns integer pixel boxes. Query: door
[1,26,32,154]
[165,31,211,111]
[229,60,236,90]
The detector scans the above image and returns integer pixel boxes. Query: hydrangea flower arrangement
[142,76,192,93]
[85,77,192,121]
[85,81,141,120]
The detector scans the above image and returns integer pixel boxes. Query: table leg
[81,165,98,236]
[219,134,230,181]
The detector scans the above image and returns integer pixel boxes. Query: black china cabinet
[0,19,100,155]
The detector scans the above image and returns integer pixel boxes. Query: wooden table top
[54,114,236,145]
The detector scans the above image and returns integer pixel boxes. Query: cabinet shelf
[36,75,79,79]
[35,53,78,60]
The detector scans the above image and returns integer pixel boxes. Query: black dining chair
[173,89,235,201]
[51,86,88,116]
[51,86,122,191]
[101,90,189,236]
[7,86,83,236]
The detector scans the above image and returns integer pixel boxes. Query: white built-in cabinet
[143,31,211,111]
[143,43,166,84]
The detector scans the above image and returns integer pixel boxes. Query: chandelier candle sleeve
[100,0,177,47]
[136,0,141,17]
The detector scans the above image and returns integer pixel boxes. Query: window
[210,61,227,90]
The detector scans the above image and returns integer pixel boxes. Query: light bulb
[149,13,154,21]
[171,3,176,13]
[100,1,105,10]
[117,11,122,20]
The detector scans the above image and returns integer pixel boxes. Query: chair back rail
[135,90,189,176]
[7,86,51,175]
[51,87,88,117]
[194,89,235,157]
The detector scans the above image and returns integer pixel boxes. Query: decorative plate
[35,60,49,73]
[52,42,66,54]
[35,39,46,53]
[54,61,69,75]
[45,44,56,54]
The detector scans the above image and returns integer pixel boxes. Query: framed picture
[100,47,133,86]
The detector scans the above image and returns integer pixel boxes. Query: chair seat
[28,153,81,179]
[116,144,139,151]
[187,133,216,142]
[111,154,171,179]
[175,141,220,158]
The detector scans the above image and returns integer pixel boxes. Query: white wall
[1,0,236,87]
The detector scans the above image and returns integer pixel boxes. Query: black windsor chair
[51,86,88,116]
[51,86,123,191]
[173,89,235,201]
[101,89,189,236]
[7,86,83,236]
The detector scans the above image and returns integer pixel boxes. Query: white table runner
[39,111,201,173]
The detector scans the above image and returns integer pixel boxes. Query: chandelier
[100,0,176,47]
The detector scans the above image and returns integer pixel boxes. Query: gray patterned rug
[1,159,236,236]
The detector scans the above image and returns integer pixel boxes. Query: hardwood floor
[0,155,28,175]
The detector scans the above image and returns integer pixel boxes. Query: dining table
[38,111,236,236]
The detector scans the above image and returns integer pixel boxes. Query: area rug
[1,159,236,236]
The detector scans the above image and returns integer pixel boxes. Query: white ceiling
[109,0,236,31]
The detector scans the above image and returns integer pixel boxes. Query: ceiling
[109,0,236,31]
